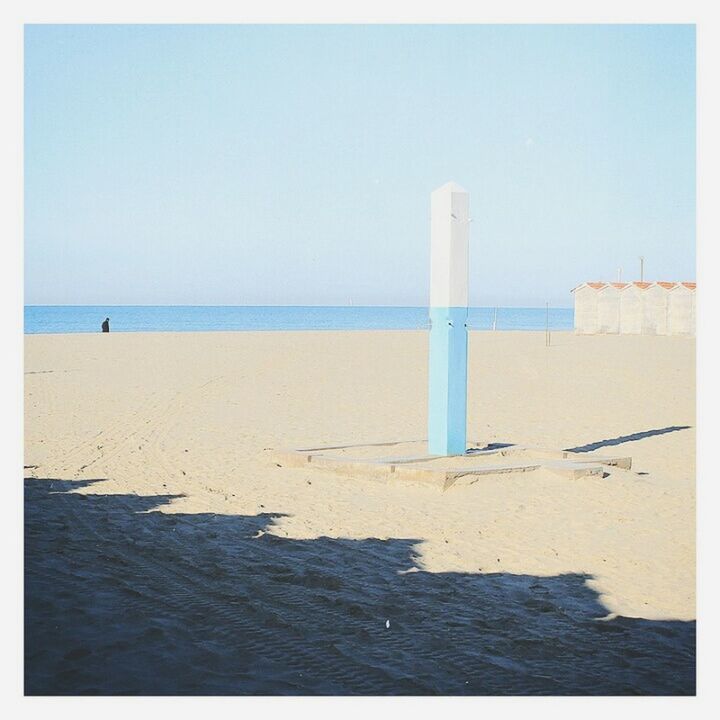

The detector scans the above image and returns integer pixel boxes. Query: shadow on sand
[565,426,692,453]
[24,478,695,696]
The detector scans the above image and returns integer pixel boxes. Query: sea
[24,305,574,334]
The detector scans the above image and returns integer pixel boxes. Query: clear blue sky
[24,24,695,307]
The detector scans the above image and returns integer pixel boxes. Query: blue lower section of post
[428,306,468,456]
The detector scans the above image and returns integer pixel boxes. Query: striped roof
[572,281,696,293]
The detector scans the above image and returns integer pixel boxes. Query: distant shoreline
[24,305,575,335]
[24,328,582,338]
[24,304,575,309]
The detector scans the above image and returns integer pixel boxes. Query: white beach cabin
[597,284,621,334]
[572,283,604,334]
[641,282,670,335]
[573,280,695,336]
[619,283,642,334]
[668,283,696,336]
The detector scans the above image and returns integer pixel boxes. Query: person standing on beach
[101,318,110,333]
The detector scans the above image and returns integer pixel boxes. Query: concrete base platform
[272,440,632,491]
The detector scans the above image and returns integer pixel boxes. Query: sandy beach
[24,330,696,694]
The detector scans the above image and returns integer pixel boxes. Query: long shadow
[565,426,692,453]
[24,478,695,696]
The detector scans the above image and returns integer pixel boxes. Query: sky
[24,24,695,307]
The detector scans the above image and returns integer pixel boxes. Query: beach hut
[619,283,642,334]
[641,282,669,335]
[668,282,696,335]
[597,284,620,334]
[572,279,695,336]
[572,282,604,334]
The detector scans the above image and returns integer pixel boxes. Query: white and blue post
[428,182,470,456]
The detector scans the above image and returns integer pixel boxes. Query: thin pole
[545,301,550,347]
[640,256,644,282]
[617,267,622,282]
[492,306,497,331]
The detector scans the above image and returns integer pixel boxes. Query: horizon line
[24,303,575,309]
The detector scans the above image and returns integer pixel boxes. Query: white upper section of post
[430,181,470,308]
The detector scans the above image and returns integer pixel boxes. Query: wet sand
[24,330,696,694]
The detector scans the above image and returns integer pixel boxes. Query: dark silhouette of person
[101,318,110,333]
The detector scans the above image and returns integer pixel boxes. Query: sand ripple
[24,479,695,695]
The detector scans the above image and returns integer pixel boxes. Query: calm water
[24,306,574,334]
